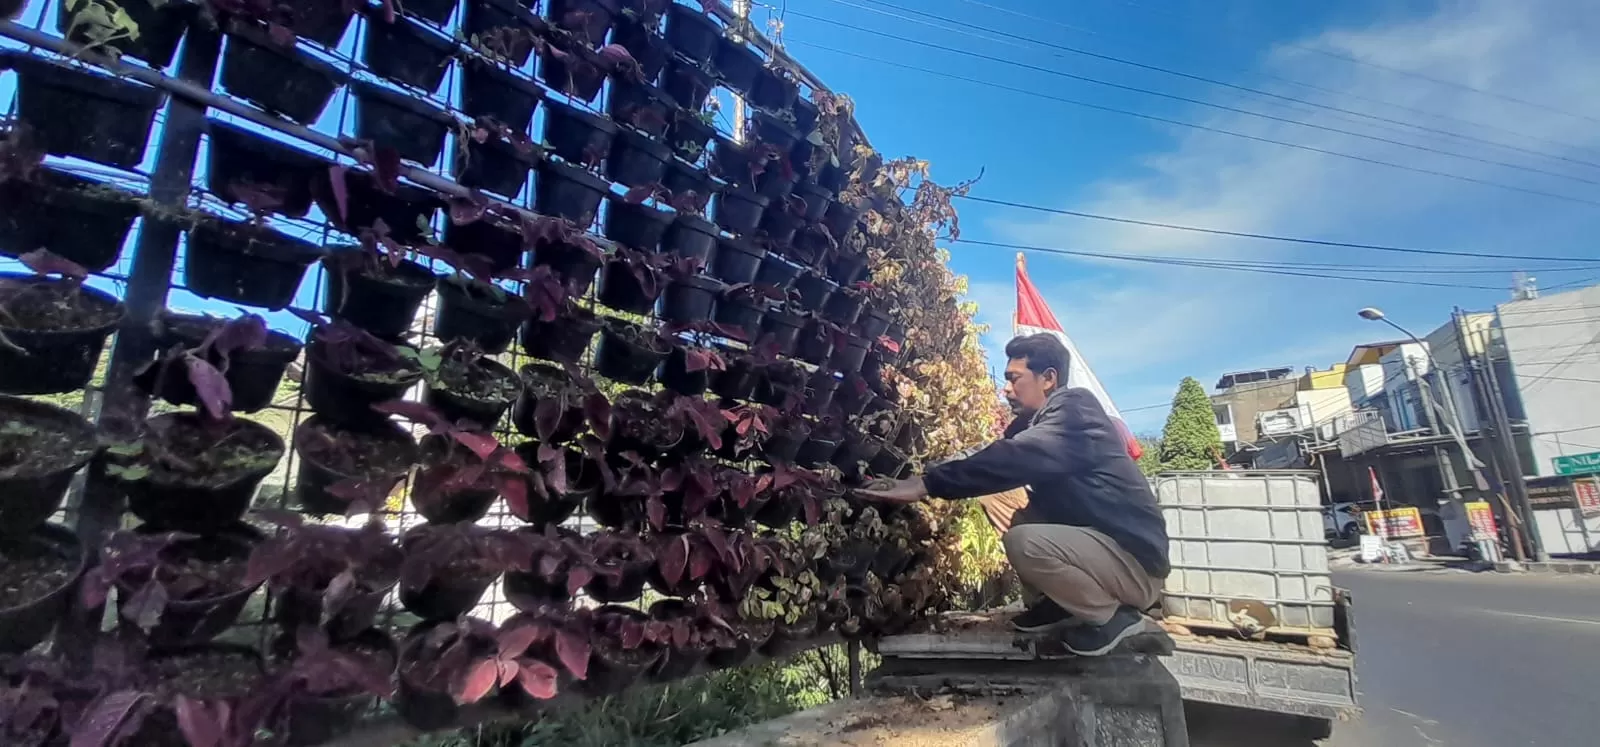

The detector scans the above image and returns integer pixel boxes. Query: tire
[1339,522,1360,542]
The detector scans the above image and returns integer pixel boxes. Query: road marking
[1389,708,1439,726]
[1483,609,1600,627]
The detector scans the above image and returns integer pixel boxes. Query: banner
[1365,507,1425,539]
[1465,501,1498,540]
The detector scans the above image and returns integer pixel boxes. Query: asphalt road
[1186,567,1600,746]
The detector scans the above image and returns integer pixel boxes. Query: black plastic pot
[361,14,456,92]
[664,4,720,63]
[827,249,870,287]
[755,253,803,289]
[658,273,719,324]
[794,272,836,313]
[54,0,191,68]
[531,238,604,295]
[758,308,805,356]
[220,28,344,125]
[0,397,95,535]
[714,35,763,94]
[857,306,892,340]
[657,345,711,395]
[120,414,286,533]
[274,0,356,47]
[352,80,453,165]
[208,118,323,218]
[535,159,609,227]
[823,288,865,327]
[124,525,263,646]
[758,201,802,245]
[0,168,138,272]
[796,435,842,470]
[275,570,399,641]
[713,294,764,342]
[0,276,122,395]
[824,199,862,241]
[453,135,537,198]
[711,356,759,401]
[150,313,302,413]
[584,564,649,603]
[793,96,819,132]
[13,56,162,170]
[402,0,457,23]
[712,185,769,236]
[280,630,398,746]
[421,357,519,431]
[761,422,809,465]
[603,194,674,252]
[461,0,547,68]
[413,460,499,524]
[750,108,801,151]
[595,322,668,385]
[582,639,663,696]
[789,224,833,266]
[400,570,499,621]
[662,157,715,208]
[868,444,910,478]
[829,334,871,374]
[304,338,424,426]
[662,213,719,264]
[792,180,833,222]
[647,602,709,682]
[805,370,840,414]
[755,163,797,202]
[509,364,587,441]
[0,524,84,654]
[520,303,601,363]
[538,41,606,102]
[508,446,594,525]
[548,0,617,44]
[709,235,765,284]
[461,57,543,130]
[666,112,716,164]
[832,431,884,475]
[613,16,670,83]
[444,216,526,274]
[608,79,676,137]
[607,127,672,188]
[598,257,662,315]
[750,66,799,111]
[797,319,834,367]
[328,173,443,243]
[662,53,715,110]
[543,98,619,165]
[706,622,771,669]
[433,278,523,353]
[321,255,436,339]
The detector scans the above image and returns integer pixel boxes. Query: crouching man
[856,333,1169,656]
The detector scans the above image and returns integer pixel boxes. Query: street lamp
[1358,307,1506,557]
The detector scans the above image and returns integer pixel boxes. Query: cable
[789,40,1600,209]
[789,7,1600,189]
[1105,0,1600,129]
[820,0,1600,173]
[950,196,1593,263]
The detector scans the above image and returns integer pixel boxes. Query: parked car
[1324,503,1363,541]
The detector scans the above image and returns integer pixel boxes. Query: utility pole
[731,0,752,141]
[1454,310,1524,561]
[1477,325,1547,560]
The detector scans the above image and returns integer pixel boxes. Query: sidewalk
[1493,559,1600,575]
[1329,546,1484,573]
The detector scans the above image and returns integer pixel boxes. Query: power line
[952,238,1503,289]
[953,0,1600,163]
[789,7,1600,189]
[789,40,1600,209]
[1104,0,1600,129]
[820,0,1600,173]
[952,195,1593,263]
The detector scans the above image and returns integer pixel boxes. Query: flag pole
[1013,253,1024,336]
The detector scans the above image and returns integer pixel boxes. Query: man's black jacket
[923,388,1170,578]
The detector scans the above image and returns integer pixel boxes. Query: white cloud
[963,0,1600,430]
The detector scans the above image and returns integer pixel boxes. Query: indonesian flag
[1014,254,1143,460]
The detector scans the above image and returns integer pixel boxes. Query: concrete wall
[1212,379,1300,446]
[1498,284,1600,478]
[1298,363,1347,391]
[1295,387,1352,431]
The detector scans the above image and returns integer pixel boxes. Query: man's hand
[854,476,929,504]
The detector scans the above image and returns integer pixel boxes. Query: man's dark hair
[1005,333,1071,379]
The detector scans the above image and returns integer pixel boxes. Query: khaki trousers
[1002,523,1161,625]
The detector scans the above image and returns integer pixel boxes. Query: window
[1213,404,1233,425]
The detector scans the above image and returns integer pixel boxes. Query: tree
[1135,435,1164,477]
[1157,377,1221,471]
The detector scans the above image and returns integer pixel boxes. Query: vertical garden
[0,0,1004,743]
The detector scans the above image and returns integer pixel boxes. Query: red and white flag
[1014,254,1143,460]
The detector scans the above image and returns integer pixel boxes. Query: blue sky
[758,0,1600,432]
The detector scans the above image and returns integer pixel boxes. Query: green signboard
[1553,452,1600,477]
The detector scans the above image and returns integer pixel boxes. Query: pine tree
[1135,435,1165,476]
[1158,377,1222,471]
